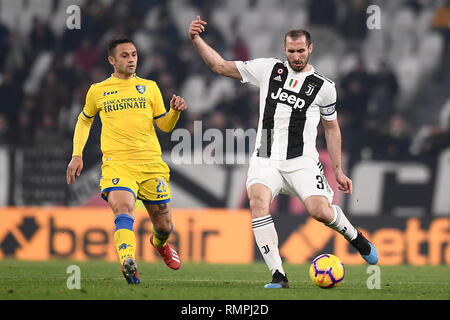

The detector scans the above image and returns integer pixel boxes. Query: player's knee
[154,203,170,216]
[111,202,134,216]
[308,203,332,223]
[249,196,270,217]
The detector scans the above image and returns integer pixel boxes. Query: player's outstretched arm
[321,118,353,194]
[155,94,187,132]
[189,16,242,80]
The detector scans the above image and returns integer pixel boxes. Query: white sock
[252,215,285,276]
[326,205,358,241]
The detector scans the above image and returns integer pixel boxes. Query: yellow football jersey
[77,74,168,163]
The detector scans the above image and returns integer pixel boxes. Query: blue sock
[114,214,134,231]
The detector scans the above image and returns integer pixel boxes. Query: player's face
[284,36,312,72]
[109,43,138,75]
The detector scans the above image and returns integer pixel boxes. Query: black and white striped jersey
[235,58,337,164]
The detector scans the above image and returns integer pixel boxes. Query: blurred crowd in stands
[0,0,449,163]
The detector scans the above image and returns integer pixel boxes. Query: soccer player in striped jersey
[66,38,186,284]
[189,17,378,288]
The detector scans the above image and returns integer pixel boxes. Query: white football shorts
[246,155,334,203]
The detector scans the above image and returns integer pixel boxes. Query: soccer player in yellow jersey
[66,38,186,284]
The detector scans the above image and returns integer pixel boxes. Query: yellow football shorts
[100,161,171,204]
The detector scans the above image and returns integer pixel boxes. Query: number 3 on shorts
[316,175,324,190]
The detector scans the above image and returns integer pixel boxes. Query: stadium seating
[0,0,448,207]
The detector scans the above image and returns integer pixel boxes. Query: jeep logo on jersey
[136,85,146,94]
[270,88,305,110]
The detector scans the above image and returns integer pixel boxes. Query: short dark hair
[107,37,135,56]
[284,29,312,46]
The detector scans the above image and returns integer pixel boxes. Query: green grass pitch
[0,259,448,300]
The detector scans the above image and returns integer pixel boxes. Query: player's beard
[118,65,136,77]
[289,53,310,72]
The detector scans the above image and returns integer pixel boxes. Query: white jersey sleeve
[235,58,278,87]
[319,81,337,121]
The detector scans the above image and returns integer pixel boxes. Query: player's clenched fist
[170,94,188,112]
[335,171,353,195]
[189,16,207,40]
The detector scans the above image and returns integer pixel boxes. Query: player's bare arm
[66,155,83,185]
[189,16,242,80]
[321,118,352,194]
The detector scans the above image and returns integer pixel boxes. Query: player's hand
[189,16,207,40]
[66,156,83,185]
[335,170,352,195]
[170,94,188,112]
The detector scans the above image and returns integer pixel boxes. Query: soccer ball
[309,254,345,289]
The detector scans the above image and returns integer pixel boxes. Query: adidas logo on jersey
[273,75,282,81]
[270,87,305,110]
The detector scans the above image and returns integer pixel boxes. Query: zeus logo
[270,88,305,110]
